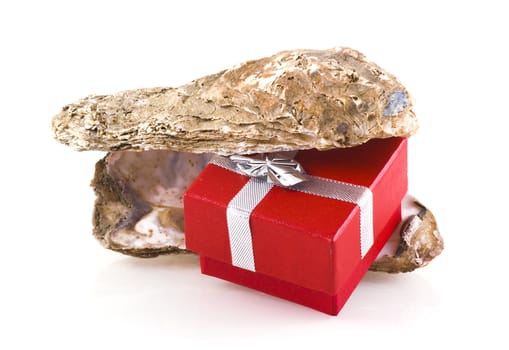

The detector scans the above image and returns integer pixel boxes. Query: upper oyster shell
[52,47,417,154]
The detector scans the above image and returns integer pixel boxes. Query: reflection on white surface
[89,254,440,333]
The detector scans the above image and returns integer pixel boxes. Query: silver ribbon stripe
[210,155,374,272]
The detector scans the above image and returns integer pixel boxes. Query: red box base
[200,204,401,315]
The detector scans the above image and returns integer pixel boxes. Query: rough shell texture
[370,200,444,273]
[52,47,417,155]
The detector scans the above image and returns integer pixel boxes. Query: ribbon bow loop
[229,154,307,187]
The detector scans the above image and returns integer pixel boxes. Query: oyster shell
[90,149,443,272]
[370,198,444,273]
[52,47,418,154]
[52,47,441,272]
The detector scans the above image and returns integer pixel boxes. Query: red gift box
[184,137,408,315]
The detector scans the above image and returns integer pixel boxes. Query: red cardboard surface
[184,137,408,314]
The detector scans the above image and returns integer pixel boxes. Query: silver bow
[229,154,307,187]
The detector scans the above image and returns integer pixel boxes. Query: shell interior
[106,151,212,251]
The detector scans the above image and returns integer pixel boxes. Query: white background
[1,1,507,348]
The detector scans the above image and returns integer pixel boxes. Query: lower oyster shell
[370,197,444,273]
[91,150,442,272]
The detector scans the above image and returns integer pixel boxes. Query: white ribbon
[210,155,374,272]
